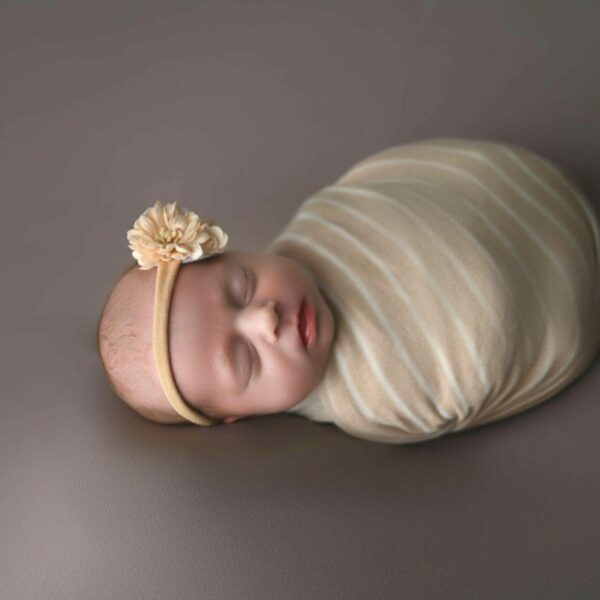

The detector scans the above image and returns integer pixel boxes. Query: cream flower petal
[136,215,156,235]
[189,247,205,262]
[127,200,229,268]
[182,215,200,238]
[152,201,167,230]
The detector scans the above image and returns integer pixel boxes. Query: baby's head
[97,248,335,425]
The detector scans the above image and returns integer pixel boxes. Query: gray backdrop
[1,1,599,599]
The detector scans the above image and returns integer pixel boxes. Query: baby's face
[167,249,335,423]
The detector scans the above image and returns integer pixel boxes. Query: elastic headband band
[127,200,229,425]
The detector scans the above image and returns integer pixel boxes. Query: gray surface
[1,1,599,599]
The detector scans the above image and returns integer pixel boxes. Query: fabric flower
[127,200,229,269]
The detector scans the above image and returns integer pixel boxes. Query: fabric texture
[266,138,600,444]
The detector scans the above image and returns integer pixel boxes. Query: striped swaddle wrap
[266,138,600,444]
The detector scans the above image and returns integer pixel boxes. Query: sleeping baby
[97,137,600,444]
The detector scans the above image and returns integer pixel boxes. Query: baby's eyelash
[247,342,254,379]
[248,331,266,383]
[243,268,250,305]
[244,267,257,306]
[240,265,259,384]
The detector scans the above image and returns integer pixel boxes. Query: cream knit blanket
[266,138,600,444]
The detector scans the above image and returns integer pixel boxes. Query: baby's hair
[96,261,185,425]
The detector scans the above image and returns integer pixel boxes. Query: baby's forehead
[172,253,237,324]
[181,253,229,294]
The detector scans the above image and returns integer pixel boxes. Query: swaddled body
[266,138,600,444]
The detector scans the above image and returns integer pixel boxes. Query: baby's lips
[297,297,317,349]
[303,299,317,349]
[295,297,308,349]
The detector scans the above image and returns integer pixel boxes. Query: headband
[127,200,229,425]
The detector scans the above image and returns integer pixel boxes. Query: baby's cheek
[292,361,320,396]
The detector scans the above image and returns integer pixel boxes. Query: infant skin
[97,249,335,424]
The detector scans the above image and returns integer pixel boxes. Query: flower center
[157,227,183,245]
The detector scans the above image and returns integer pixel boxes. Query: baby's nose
[240,300,279,343]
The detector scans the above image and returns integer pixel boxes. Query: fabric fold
[267,138,600,444]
